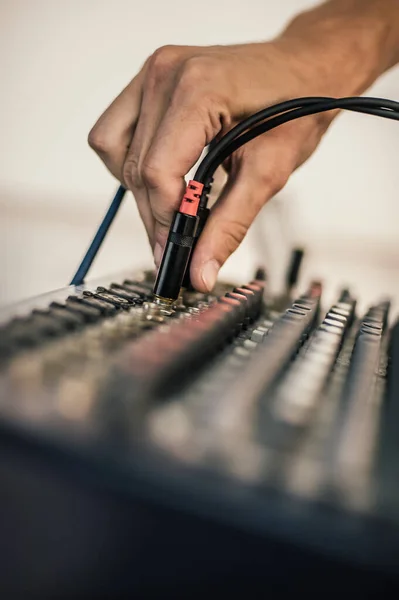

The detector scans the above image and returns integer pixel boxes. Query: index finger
[141,65,230,254]
[88,64,148,182]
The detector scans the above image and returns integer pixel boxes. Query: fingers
[87,64,159,242]
[88,66,147,181]
[89,48,231,265]
[138,56,231,264]
[122,46,187,250]
[189,132,295,292]
[143,97,212,264]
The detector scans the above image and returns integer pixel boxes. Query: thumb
[190,155,289,292]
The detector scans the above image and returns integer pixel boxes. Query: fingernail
[201,259,219,292]
[154,243,163,268]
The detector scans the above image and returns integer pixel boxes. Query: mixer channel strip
[109,279,266,401]
[333,301,389,463]
[270,296,356,429]
[0,279,151,362]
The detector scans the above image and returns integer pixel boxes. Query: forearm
[277,0,399,98]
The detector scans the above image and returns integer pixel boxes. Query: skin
[88,0,399,293]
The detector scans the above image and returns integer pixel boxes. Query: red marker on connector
[153,180,204,303]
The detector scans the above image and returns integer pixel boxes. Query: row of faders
[0,274,397,476]
[1,273,397,507]
[0,270,265,434]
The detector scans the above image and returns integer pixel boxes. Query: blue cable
[70,185,126,286]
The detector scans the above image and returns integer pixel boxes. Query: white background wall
[1,0,398,315]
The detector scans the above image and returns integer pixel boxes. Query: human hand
[88,1,389,291]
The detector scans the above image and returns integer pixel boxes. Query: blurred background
[1,0,398,314]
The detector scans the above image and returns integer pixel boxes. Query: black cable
[196,97,399,193]
[228,98,399,155]
[69,95,399,299]
[204,104,399,186]
[194,96,331,183]
[164,95,399,297]
[200,96,399,179]
[70,185,126,286]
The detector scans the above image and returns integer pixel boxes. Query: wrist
[275,0,399,100]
